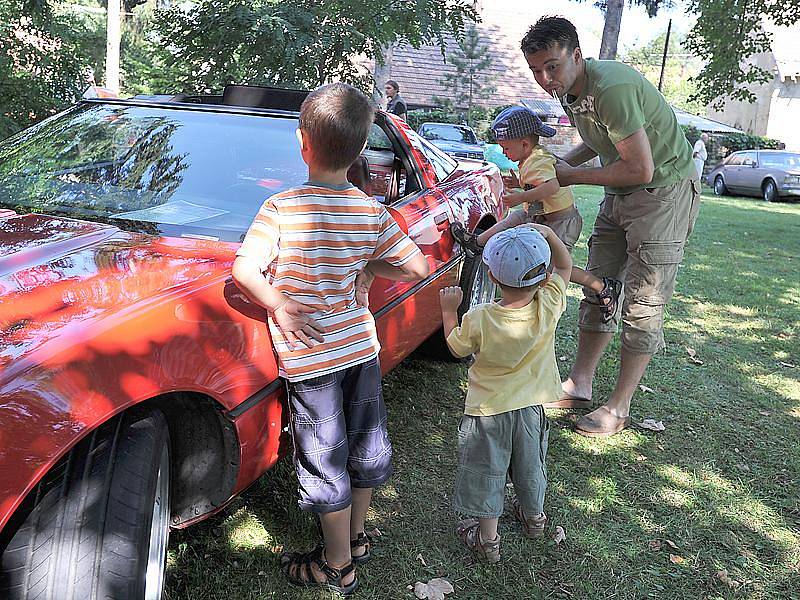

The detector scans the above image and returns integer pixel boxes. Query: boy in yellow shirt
[439,223,571,562]
[451,106,621,324]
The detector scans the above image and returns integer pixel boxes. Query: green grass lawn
[164,187,800,599]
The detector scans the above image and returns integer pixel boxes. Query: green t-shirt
[564,58,695,194]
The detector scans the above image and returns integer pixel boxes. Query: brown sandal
[280,545,358,596]
[586,277,622,323]
[512,498,548,538]
[456,519,501,563]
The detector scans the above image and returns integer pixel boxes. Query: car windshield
[0,103,308,241]
[759,153,800,169]
[420,124,477,144]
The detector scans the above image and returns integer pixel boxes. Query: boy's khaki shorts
[453,405,549,519]
[579,176,701,354]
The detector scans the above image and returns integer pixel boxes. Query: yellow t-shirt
[446,274,567,416]
[517,145,575,214]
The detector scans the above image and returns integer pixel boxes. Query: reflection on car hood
[428,140,484,154]
[0,213,236,380]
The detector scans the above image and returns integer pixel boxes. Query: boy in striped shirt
[232,83,428,595]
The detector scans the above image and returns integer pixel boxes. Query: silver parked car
[706,149,800,202]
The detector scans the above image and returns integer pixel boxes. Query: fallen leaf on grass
[637,419,666,432]
[648,539,662,551]
[367,527,383,538]
[669,554,685,565]
[414,578,454,600]
[779,361,796,368]
[415,553,428,568]
[758,410,771,416]
[553,526,566,545]
[716,569,739,588]
[686,347,704,365]
[638,384,654,393]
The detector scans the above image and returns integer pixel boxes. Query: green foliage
[432,24,495,126]
[717,132,782,154]
[680,124,701,146]
[150,0,478,94]
[0,0,104,138]
[622,31,704,115]
[684,0,800,109]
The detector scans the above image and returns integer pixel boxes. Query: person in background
[693,132,709,180]
[384,80,407,120]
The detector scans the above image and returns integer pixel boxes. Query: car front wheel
[714,176,728,196]
[458,245,497,317]
[763,180,779,202]
[1,409,171,600]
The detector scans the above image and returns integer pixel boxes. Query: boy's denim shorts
[285,358,392,514]
[453,405,549,519]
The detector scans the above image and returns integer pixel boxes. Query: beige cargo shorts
[533,206,583,252]
[578,176,701,354]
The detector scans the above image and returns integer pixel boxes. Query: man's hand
[502,171,520,190]
[354,266,375,308]
[272,296,325,349]
[439,286,463,314]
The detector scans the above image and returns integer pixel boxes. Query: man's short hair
[299,83,375,171]
[521,16,580,55]
[385,80,400,91]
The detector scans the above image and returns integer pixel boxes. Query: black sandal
[450,221,483,256]
[280,545,359,596]
[350,531,372,565]
[593,277,622,323]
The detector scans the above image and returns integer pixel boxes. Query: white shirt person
[693,133,709,179]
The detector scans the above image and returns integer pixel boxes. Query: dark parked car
[0,85,502,599]
[418,122,485,161]
[706,149,800,202]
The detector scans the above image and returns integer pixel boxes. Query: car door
[738,151,761,194]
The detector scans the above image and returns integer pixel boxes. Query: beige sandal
[456,519,501,563]
[512,498,547,538]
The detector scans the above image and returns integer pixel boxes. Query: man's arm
[559,142,598,167]
[555,128,655,188]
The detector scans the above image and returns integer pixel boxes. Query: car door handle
[434,212,449,231]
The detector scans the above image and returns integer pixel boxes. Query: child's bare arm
[439,286,463,340]
[232,256,325,348]
[527,223,572,283]
[502,178,560,210]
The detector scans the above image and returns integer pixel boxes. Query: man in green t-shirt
[519,16,701,437]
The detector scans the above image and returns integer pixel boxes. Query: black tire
[713,176,728,196]
[763,179,779,202]
[1,409,171,600]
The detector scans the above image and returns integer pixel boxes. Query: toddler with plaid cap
[451,105,621,326]
[438,223,572,562]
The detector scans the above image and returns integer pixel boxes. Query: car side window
[741,152,757,166]
[726,154,742,166]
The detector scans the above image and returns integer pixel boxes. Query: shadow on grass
[164,192,799,599]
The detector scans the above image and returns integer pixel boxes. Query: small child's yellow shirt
[518,145,575,214]
[446,274,567,416]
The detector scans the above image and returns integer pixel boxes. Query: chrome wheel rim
[469,258,496,309]
[764,182,776,201]
[144,444,170,600]
[714,178,724,195]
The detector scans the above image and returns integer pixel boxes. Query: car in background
[706,149,800,202]
[0,85,503,600]
[418,122,485,161]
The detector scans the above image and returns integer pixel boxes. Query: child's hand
[272,296,325,349]
[502,171,520,190]
[525,222,552,238]
[354,266,375,308]
[439,286,463,313]
[501,190,521,209]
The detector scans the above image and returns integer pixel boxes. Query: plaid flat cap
[491,106,556,140]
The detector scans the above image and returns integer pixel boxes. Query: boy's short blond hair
[299,83,375,171]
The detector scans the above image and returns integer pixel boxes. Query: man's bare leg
[561,329,615,401]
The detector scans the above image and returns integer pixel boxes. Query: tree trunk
[599,0,624,60]
[372,43,393,105]
[105,0,121,93]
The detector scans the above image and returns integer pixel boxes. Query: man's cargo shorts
[579,176,701,354]
[285,358,392,514]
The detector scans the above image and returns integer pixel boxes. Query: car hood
[0,213,242,385]
[429,140,483,154]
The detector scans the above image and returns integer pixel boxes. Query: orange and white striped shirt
[236,182,422,381]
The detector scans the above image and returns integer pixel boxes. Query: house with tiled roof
[376,1,601,115]
[706,24,800,150]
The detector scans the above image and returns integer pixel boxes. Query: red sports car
[0,86,501,599]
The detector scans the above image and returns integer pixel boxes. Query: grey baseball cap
[482,226,551,288]
[491,106,556,140]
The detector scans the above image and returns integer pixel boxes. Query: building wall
[765,81,800,151]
